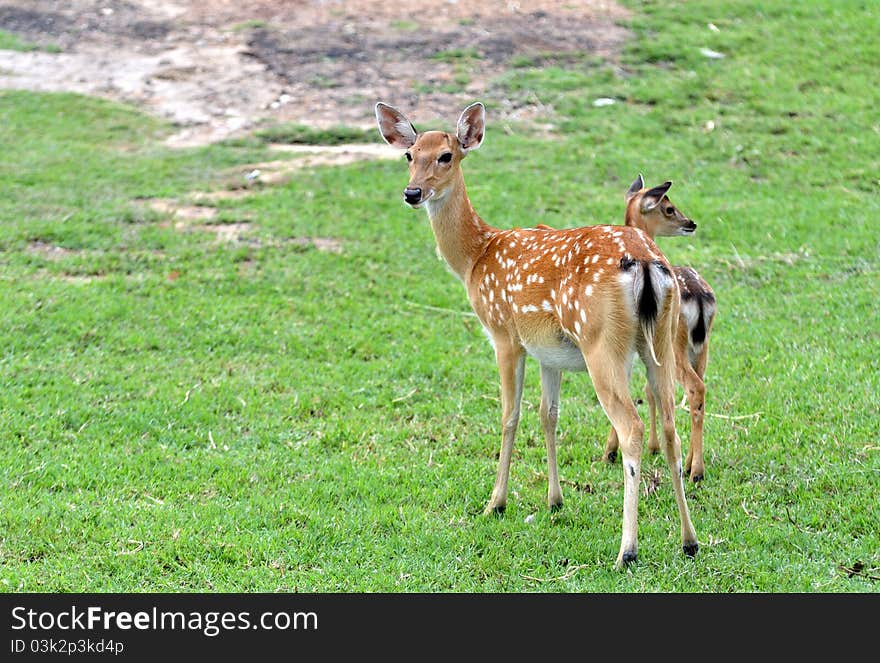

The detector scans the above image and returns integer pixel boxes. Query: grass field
[1,0,878,592]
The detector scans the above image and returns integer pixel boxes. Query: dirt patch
[290,237,342,254]
[0,0,630,146]
[147,194,345,251]
[184,221,253,244]
[231,143,398,185]
[147,198,248,242]
[147,198,218,220]
[27,240,77,260]
[189,189,254,203]
[57,274,106,284]
[266,142,398,161]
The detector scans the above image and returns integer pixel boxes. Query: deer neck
[624,205,656,241]
[424,170,493,283]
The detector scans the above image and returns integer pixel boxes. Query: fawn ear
[456,102,485,153]
[626,174,645,202]
[641,180,673,211]
[375,102,417,149]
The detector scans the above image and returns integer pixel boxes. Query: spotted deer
[603,175,716,483]
[375,101,698,566]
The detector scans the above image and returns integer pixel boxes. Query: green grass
[431,48,483,63]
[0,29,60,53]
[1,0,878,592]
[230,19,269,32]
[390,20,420,32]
[248,124,379,147]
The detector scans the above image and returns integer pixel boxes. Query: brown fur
[604,177,716,482]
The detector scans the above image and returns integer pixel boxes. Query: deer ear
[626,174,645,202]
[375,102,417,149]
[456,102,485,153]
[641,180,673,211]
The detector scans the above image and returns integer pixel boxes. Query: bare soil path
[0,1,628,147]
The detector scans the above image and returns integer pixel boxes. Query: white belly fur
[522,340,588,372]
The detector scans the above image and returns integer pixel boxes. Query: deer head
[624,175,697,238]
[375,102,484,208]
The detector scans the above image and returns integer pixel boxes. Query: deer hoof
[619,550,638,566]
[605,450,617,463]
[683,542,699,557]
[549,500,563,513]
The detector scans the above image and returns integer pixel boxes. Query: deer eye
[404,152,413,162]
[438,152,453,164]
[664,206,674,215]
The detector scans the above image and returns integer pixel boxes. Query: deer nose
[403,187,422,205]
[685,220,697,231]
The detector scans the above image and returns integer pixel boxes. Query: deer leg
[586,348,643,567]
[685,338,711,481]
[539,364,563,510]
[679,361,706,482]
[644,380,661,454]
[484,339,525,515]
[603,352,635,463]
[645,358,699,558]
[603,425,619,463]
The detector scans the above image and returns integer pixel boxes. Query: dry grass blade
[741,500,759,519]
[391,388,418,403]
[643,468,662,497]
[838,562,880,581]
[117,540,145,555]
[560,477,593,493]
[521,563,592,583]
[676,404,761,420]
[402,300,477,317]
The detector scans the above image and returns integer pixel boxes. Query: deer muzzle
[403,187,423,206]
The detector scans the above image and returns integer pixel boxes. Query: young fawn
[603,175,716,483]
[375,101,698,566]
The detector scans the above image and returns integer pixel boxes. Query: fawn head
[624,174,697,238]
[375,102,485,208]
